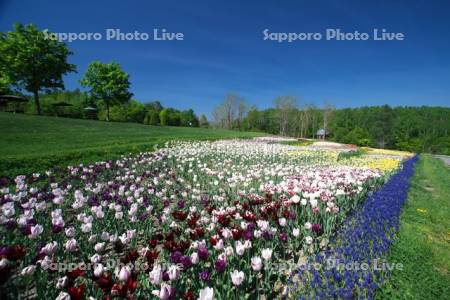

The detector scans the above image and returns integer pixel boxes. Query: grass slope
[0,113,264,178]
[377,155,450,299]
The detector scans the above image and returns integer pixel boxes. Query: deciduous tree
[81,61,132,121]
[0,23,76,115]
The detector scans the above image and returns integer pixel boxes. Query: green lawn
[0,112,264,178]
[377,155,450,299]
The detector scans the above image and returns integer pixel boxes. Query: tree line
[15,89,209,127]
[212,94,450,155]
[0,23,208,127]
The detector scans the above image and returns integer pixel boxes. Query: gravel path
[434,155,450,166]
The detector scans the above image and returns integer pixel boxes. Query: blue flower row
[290,156,419,299]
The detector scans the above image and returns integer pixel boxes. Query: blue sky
[1,0,449,116]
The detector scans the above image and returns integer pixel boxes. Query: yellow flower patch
[362,147,414,158]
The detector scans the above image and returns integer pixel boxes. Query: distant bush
[160,108,181,126]
[98,105,127,122]
[144,110,160,125]
[337,149,364,160]
[273,140,313,147]
[127,100,147,123]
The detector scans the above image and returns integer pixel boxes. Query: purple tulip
[5,220,16,230]
[162,271,170,281]
[312,224,321,234]
[52,224,63,233]
[177,200,185,209]
[199,270,210,281]
[198,246,209,261]
[247,223,256,230]
[0,177,10,187]
[170,251,182,264]
[243,229,254,240]
[180,256,192,270]
[214,259,227,273]
[262,231,273,240]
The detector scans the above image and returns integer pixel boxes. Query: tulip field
[0,137,415,299]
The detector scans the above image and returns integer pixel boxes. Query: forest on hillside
[212,95,450,155]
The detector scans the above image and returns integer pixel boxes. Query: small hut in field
[0,95,28,113]
[316,128,329,140]
[84,106,98,119]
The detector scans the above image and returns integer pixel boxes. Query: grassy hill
[0,113,264,178]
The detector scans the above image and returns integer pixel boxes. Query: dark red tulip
[183,291,195,300]
[68,284,85,300]
[66,268,85,280]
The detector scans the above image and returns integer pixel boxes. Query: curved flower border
[289,155,419,299]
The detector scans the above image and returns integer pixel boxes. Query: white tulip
[56,276,69,289]
[149,264,163,285]
[21,265,36,276]
[29,224,43,239]
[261,248,273,261]
[65,238,77,252]
[40,241,58,255]
[230,270,245,286]
[116,265,131,282]
[291,194,300,203]
[56,291,71,300]
[251,256,263,271]
[167,264,180,281]
[94,242,106,252]
[94,264,104,277]
[191,252,199,264]
[235,241,245,256]
[65,227,75,237]
[198,287,214,300]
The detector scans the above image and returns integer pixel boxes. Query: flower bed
[0,140,403,299]
[289,155,418,299]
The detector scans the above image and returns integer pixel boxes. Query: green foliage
[377,156,450,299]
[272,140,313,147]
[144,110,160,125]
[337,149,364,160]
[329,106,450,154]
[80,61,132,121]
[0,74,12,94]
[159,108,181,126]
[27,89,89,118]
[127,100,147,123]
[344,127,371,146]
[0,23,76,114]
[145,100,163,112]
[243,107,323,137]
[430,136,450,154]
[179,109,199,127]
[98,105,127,122]
[0,112,264,178]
